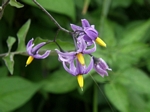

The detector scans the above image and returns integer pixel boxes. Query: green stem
[32,0,70,34]
[100,0,112,37]
[93,85,98,112]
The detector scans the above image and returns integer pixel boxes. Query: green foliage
[2,36,16,74]
[9,0,24,8]
[43,68,77,93]
[0,77,41,112]
[17,19,31,52]
[22,0,75,20]
[105,82,129,112]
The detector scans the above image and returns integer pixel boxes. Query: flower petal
[70,24,82,31]
[84,27,98,40]
[62,61,77,76]
[81,19,90,27]
[31,42,47,53]
[99,58,112,70]
[84,57,93,74]
[83,41,96,54]
[34,50,50,59]
[26,38,34,48]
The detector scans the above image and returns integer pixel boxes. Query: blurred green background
[0,0,150,112]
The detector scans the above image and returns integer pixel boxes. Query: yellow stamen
[95,37,106,47]
[25,56,34,67]
[76,53,85,65]
[77,74,84,91]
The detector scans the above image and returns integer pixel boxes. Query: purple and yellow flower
[62,58,93,90]
[71,19,106,47]
[26,38,51,66]
[56,37,96,65]
[93,57,111,77]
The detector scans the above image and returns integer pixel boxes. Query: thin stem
[72,33,78,51]
[2,0,10,8]
[0,0,10,19]
[32,0,70,33]
[53,29,60,42]
[0,51,27,57]
[93,85,98,112]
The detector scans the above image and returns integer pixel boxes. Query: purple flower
[55,37,96,65]
[70,19,106,47]
[26,38,51,66]
[26,38,51,59]
[93,57,112,77]
[62,57,93,76]
[62,57,93,90]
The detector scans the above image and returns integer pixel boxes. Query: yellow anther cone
[95,37,106,47]
[76,53,85,65]
[25,56,34,67]
[77,74,84,91]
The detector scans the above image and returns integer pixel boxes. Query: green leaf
[0,66,8,78]
[117,68,150,94]
[0,77,41,112]
[9,0,24,8]
[111,0,131,8]
[6,36,16,53]
[34,37,74,52]
[2,53,15,75]
[92,73,108,83]
[17,19,31,52]
[102,20,116,47]
[120,19,150,45]
[113,43,149,69]
[105,82,129,112]
[43,68,77,93]
[129,92,148,112]
[22,0,75,20]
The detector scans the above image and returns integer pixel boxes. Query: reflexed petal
[27,45,34,55]
[34,50,50,59]
[58,54,73,62]
[55,49,76,56]
[70,24,82,31]
[31,42,47,53]
[76,59,84,74]
[81,19,90,27]
[26,38,34,48]
[83,41,96,54]
[76,38,87,52]
[62,61,77,76]
[84,57,93,74]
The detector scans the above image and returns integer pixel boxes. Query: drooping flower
[93,57,111,77]
[55,37,96,65]
[26,38,51,66]
[70,19,106,47]
[62,57,93,90]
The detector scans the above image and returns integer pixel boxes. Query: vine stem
[32,0,71,34]
[0,0,10,19]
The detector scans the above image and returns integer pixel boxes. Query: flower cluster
[26,19,111,90]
